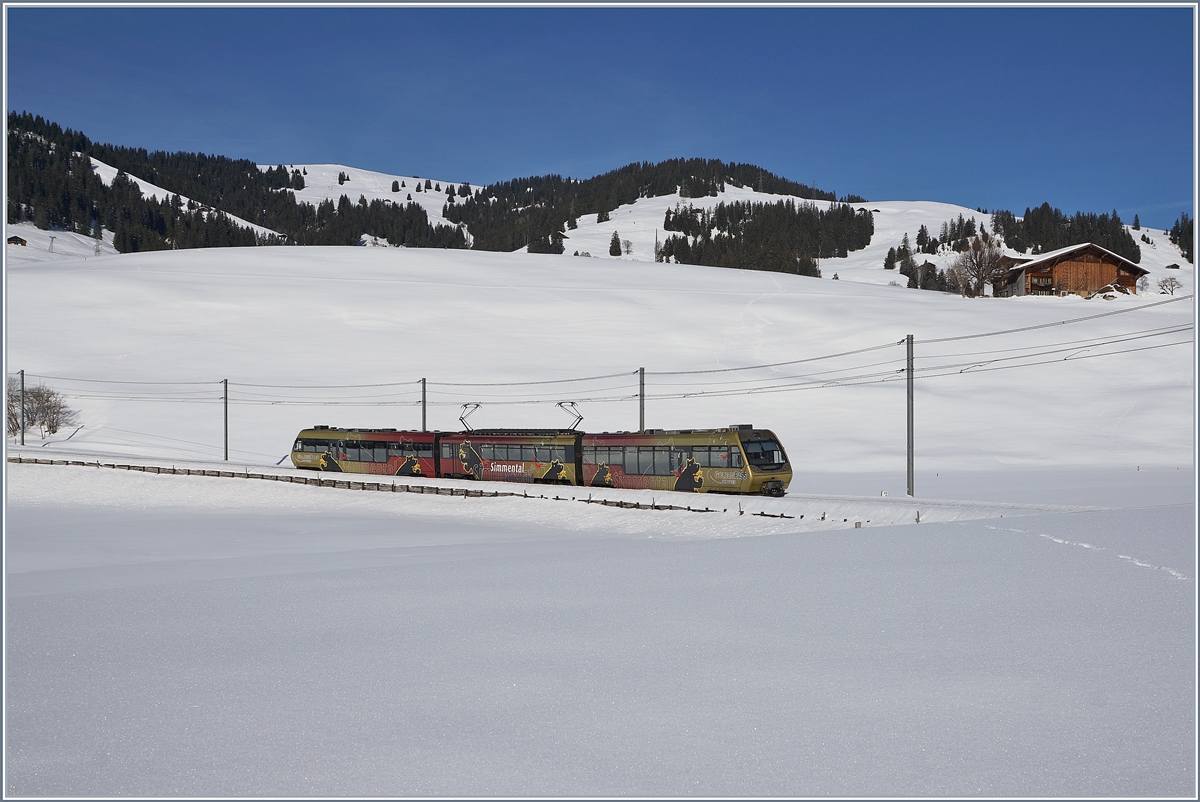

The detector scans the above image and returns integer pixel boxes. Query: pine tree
[597,209,610,223]
[392,180,400,192]
[884,247,896,270]
[1133,214,1140,230]
[609,231,621,256]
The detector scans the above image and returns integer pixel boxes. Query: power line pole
[19,369,25,446]
[421,378,427,432]
[907,335,914,497]
[638,367,648,434]
[223,379,228,461]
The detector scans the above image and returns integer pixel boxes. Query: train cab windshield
[741,438,787,470]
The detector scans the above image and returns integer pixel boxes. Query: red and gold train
[291,425,791,496]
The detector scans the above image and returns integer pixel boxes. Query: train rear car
[291,426,436,477]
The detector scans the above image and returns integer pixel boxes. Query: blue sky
[6,5,1195,228]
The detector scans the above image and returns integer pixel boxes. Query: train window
[743,439,784,468]
[345,445,360,461]
[519,445,533,461]
[623,447,638,475]
[417,443,433,457]
[731,449,744,468]
[441,443,454,460]
[480,444,494,460]
[373,445,387,463]
[582,446,596,464]
[535,446,551,462]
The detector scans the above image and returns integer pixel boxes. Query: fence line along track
[6,455,719,513]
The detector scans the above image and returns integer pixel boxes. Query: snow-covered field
[4,183,1195,795]
[5,234,1193,472]
[5,460,1194,796]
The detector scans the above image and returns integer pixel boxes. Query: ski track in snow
[1113,552,1192,581]
[984,523,1192,581]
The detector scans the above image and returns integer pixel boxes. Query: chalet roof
[1003,242,1148,276]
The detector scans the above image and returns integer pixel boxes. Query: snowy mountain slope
[23,148,1189,296]
[3,221,118,264]
[89,156,282,239]
[267,162,472,237]
[6,244,1193,476]
[562,189,1194,294]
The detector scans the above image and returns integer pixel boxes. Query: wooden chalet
[7,235,27,246]
[994,242,1148,297]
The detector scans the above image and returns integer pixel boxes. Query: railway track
[6,455,731,513]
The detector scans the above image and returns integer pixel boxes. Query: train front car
[437,430,582,485]
[581,426,791,496]
[291,427,437,477]
[735,427,792,497]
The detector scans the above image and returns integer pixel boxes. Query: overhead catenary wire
[12,294,1191,394]
[645,339,902,376]
[916,293,1192,344]
[636,338,1193,402]
[10,295,1191,409]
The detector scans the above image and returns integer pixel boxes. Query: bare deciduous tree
[1158,276,1182,295]
[621,239,633,255]
[950,233,1006,297]
[5,377,20,437]
[6,380,79,439]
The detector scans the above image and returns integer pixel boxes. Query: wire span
[916,294,1192,344]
